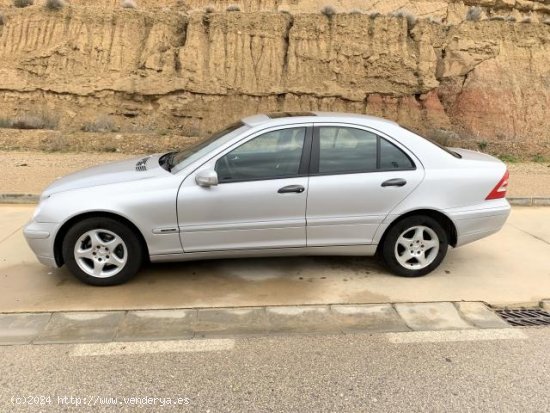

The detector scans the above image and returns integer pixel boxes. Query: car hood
[42,154,167,197]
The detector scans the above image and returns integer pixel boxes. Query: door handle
[278,185,305,194]
[381,178,407,188]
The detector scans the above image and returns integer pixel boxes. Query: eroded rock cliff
[0,0,549,157]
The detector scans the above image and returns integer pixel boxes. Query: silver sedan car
[24,112,511,285]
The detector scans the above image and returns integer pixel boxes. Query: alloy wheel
[394,225,439,270]
[73,229,127,278]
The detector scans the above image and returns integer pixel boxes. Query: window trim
[310,125,416,176]
[214,126,314,184]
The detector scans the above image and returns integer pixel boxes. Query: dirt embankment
[0,0,549,158]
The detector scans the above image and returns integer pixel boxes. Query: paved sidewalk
[0,302,519,346]
[1,205,550,313]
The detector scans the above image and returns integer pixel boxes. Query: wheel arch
[376,209,458,255]
[53,211,150,267]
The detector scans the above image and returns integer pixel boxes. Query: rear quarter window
[379,138,415,170]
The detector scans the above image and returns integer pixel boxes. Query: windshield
[169,122,249,173]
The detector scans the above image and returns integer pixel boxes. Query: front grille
[495,308,550,327]
[135,157,150,172]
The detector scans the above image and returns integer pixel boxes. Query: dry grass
[13,0,34,8]
[6,111,59,130]
[226,4,240,12]
[425,128,458,147]
[392,10,417,27]
[45,0,64,10]
[321,5,336,17]
[466,6,482,22]
[81,115,117,133]
[121,0,136,9]
[11,116,55,130]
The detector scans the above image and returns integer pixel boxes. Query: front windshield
[170,121,249,174]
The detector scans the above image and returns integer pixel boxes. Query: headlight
[31,203,42,220]
[32,195,50,220]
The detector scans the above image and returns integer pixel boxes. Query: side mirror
[195,169,218,187]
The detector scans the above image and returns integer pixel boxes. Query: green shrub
[477,141,488,151]
[498,154,519,163]
[532,153,546,163]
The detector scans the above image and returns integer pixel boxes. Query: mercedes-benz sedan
[24,112,511,285]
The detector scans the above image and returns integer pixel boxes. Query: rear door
[306,124,424,246]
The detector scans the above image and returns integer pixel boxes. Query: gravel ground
[0,151,549,197]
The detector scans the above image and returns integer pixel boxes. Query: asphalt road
[1,328,548,412]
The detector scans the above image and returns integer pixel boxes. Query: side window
[379,138,414,170]
[318,127,377,174]
[215,127,306,182]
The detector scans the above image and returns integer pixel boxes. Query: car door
[177,125,313,252]
[306,124,424,246]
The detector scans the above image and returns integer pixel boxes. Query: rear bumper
[23,221,60,268]
[447,200,511,247]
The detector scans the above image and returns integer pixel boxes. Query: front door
[306,124,424,246]
[177,125,313,252]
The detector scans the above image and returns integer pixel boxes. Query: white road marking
[71,339,235,357]
[386,328,527,344]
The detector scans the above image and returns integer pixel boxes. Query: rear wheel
[381,215,448,277]
[62,217,143,286]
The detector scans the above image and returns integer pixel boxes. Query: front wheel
[381,215,448,277]
[62,217,143,286]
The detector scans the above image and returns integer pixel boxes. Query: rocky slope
[0,0,549,158]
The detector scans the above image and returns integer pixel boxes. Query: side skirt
[150,244,377,263]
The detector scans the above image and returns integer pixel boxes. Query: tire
[381,215,448,277]
[62,217,143,286]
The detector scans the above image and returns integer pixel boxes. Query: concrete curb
[0,193,39,204]
[508,197,550,206]
[1,193,549,206]
[0,301,530,346]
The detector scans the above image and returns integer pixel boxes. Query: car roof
[241,112,398,129]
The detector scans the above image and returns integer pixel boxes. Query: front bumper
[23,221,60,268]
[448,200,512,247]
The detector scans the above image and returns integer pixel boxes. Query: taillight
[485,169,509,200]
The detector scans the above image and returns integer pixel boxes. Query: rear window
[401,126,462,159]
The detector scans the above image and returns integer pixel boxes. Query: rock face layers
[0,2,549,157]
